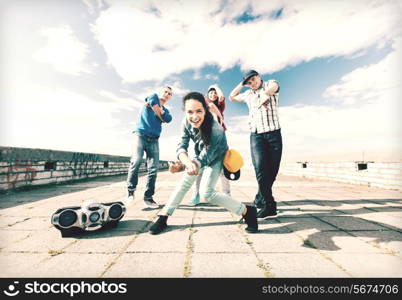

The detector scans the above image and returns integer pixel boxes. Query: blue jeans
[161,160,245,216]
[126,133,159,200]
[250,129,282,209]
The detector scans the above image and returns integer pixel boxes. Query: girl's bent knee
[200,189,215,201]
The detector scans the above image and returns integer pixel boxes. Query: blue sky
[1,0,401,164]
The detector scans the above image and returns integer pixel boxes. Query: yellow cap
[223,149,244,172]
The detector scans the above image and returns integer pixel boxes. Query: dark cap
[223,167,241,181]
[242,70,259,85]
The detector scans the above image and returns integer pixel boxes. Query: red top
[205,96,227,131]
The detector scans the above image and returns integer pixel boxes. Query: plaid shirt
[237,80,280,133]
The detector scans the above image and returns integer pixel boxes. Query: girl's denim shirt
[176,118,228,168]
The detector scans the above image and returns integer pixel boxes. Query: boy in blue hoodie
[125,86,173,208]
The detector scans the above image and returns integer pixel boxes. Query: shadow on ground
[57,198,402,253]
[255,198,402,251]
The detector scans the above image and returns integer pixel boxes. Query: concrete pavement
[0,169,401,278]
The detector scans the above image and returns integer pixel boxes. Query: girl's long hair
[183,91,214,146]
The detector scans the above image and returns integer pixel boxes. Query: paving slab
[276,216,338,232]
[1,169,401,278]
[0,230,33,249]
[2,228,74,252]
[348,230,402,255]
[355,212,402,230]
[248,232,318,253]
[254,219,292,233]
[257,253,349,277]
[190,253,263,277]
[192,228,250,253]
[192,216,240,231]
[4,217,52,231]
[317,215,387,231]
[0,216,30,228]
[325,253,402,277]
[63,230,137,254]
[32,253,116,277]
[111,218,152,232]
[103,253,185,278]
[0,253,50,277]
[127,228,189,253]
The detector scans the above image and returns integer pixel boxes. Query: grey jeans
[161,160,245,216]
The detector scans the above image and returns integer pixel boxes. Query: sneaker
[243,205,258,233]
[150,215,168,234]
[143,199,159,209]
[188,194,200,206]
[257,206,278,219]
[124,191,135,207]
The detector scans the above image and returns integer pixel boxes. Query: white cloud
[98,90,144,110]
[92,0,402,82]
[226,131,252,166]
[205,74,219,81]
[167,81,190,97]
[224,40,402,163]
[226,115,249,133]
[323,37,402,106]
[2,0,401,164]
[33,25,90,75]
[193,70,202,80]
[159,135,182,161]
[82,0,105,14]
[225,101,402,163]
[1,84,132,156]
[192,70,219,81]
[102,81,188,113]
[279,101,401,162]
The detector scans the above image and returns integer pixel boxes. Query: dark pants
[250,129,282,210]
[127,133,160,200]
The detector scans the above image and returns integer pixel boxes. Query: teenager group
[125,70,282,234]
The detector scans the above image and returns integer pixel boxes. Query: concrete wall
[0,147,169,192]
[279,161,402,191]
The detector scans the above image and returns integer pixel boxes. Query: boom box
[51,201,126,237]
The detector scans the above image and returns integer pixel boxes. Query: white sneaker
[124,191,135,207]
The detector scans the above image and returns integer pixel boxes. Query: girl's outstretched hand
[185,161,199,176]
[168,161,185,173]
